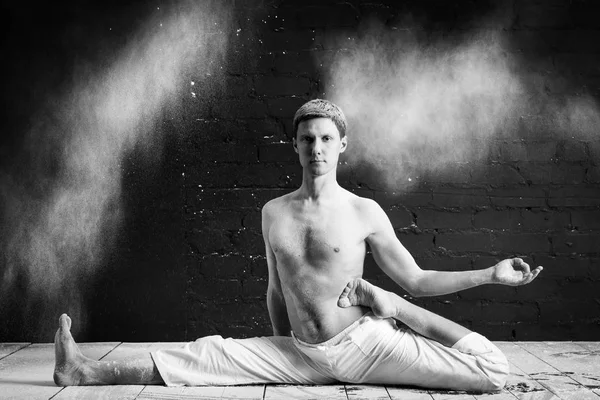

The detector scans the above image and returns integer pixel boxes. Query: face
[293,118,347,176]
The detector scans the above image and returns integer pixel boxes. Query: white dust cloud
[323,23,600,190]
[0,1,230,339]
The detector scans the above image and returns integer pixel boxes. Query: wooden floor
[0,341,599,399]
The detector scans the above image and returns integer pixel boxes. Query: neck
[298,170,340,201]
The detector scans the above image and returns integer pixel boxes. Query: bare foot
[53,314,91,386]
[337,279,398,318]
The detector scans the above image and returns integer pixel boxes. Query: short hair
[293,99,347,138]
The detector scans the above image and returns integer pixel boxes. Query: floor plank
[0,343,30,360]
[472,389,517,399]
[221,385,266,399]
[429,391,477,399]
[0,342,119,400]
[385,386,434,400]
[517,342,600,396]
[500,342,599,400]
[137,386,226,399]
[264,384,348,399]
[345,384,391,399]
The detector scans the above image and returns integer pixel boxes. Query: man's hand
[491,258,543,286]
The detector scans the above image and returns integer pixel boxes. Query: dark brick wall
[181,0,600,341]
[1,0,598,342]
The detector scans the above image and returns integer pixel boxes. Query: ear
[293,137,299,153]
[339,136,348,153]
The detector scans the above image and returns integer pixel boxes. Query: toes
[59,314,71,331]
[338,297,352,308]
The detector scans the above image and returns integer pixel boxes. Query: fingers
[521,266,543,285]
[513,257,531,274]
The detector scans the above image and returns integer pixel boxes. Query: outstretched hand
[492,258,543,286]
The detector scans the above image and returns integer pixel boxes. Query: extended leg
[54,314,164,386]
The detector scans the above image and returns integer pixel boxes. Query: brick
[460,284,518,301]
[532,255,593,279]
[184,143,257,163]
[186,188,267,209]
[558,140,588,162]
[588,140,600,164]
[516,3,570,28]
[424,299,482,323]
[422,163,471,184]
[190,210,244,230]
[521,210,570,231]
[539,299,600,323]
[416,209,472,230]
[197,254,250,278]
[255,76,311,97]
[386,207,413,228]
[552,233,600,254]
[185,119,246,145]
[230,229,264,255]
[397,232,435,255]
[488,186,547,208]
[246,118,286,140]
[242,211,262,230]
[587,166,600,183]
[494,141,557,162]
[374,191,432,208]
[211,98,268,119]
[549,186,600,207]
[188,278,240,301]
[258,143,296,162]
[514,278,561,301]
[516,162,552,184]
[551,163,587,184]
[235,163,290,187]
[293,5,358,28]
[431,187,489,208]
[473,164,526,186]
[266,97,307,118]
[494,233,550,253]
[185,163,242,188]
[273,51,318,75]
[436,233,493,253]
[416,256,471,272]
[188,228,232,254]
[481,302,539,323]
[473,210,521,230]
[571,210,600,230]
[241,278,268,299]
[260,30,318,52]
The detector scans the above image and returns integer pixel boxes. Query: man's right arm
[262,202,291,337]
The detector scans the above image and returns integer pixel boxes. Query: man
[54,99,542,391]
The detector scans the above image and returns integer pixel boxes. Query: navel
[334,247,340,253]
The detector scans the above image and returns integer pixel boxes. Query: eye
[323,136,332,142]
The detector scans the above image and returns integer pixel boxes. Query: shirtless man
[54,99,542,391]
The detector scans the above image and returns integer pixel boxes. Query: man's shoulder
[262,190,296,214]
[344,190,381,213]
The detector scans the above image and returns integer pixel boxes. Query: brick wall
[181,0,600,341]
[1,0,598,342]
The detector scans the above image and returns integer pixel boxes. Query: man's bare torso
[265,188,372,343]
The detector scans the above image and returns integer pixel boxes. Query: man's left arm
[364,200,543,297]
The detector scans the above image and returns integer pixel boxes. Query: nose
[312,140,322,156]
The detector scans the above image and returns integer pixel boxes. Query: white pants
[151,313,509,391]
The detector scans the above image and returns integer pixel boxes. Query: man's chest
[268,210,367,263]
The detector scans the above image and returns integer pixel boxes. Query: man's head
[293,99,347,139]
[293,100,348,176]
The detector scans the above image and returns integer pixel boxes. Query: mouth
[310,160,324,164]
